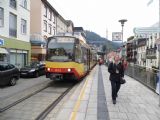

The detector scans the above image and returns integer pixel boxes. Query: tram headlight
[47,68,51,71]
[67,68,71,72]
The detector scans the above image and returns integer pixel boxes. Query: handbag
[120,77,126,84]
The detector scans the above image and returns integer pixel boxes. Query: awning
[0,48,8,54]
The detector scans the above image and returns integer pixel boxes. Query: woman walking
[108,56,124,104]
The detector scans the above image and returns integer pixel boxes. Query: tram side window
[81,47,87,64]
[75,45,82,63]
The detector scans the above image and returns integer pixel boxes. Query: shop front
[0,47,8,62]
[0,36,31,68]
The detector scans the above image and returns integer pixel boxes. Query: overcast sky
[48,0,159,41]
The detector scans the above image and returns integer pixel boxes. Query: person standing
[108,56,124,104]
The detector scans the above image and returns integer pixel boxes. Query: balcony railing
[146,48,156,59]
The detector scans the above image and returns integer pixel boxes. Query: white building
[30,0,74,61]
[0,0,31,67]
[133,25,160,69]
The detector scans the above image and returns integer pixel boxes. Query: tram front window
[47,37,74,62]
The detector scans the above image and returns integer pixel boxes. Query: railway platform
[45,65,160,120]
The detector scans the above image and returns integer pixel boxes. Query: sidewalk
[102,65,160,120]
[46,65,160,120]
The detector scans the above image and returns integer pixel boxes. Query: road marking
[70,68,95,120]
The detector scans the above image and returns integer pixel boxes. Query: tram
[45,33,97,81]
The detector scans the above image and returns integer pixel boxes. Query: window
[43,20,47,32]
[21,0,27,9]
[21,19,27,34]
[9,13,17,37]
[48,24,52,34]
[53,14,55,23]
[53,27,56,35]
[48,10,52,20]
[75,45,82,63]
[0,7,4,27]
[44,5,47,17]
[10,0,17,9]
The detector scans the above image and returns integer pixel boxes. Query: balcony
[146,48,157,59]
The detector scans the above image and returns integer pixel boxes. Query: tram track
[0,81,76,120]
[0,84,50,113]
[35,84,74,120]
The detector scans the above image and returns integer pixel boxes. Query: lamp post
[118,19,127,44]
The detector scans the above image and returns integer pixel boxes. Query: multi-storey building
[146,33,159,69]
[134,25,160,69]
[0,0,31,67]
[30,0,74,61]
[136,37,147,67]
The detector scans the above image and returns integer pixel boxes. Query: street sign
[0,38,4,46]
[112,32,122,41]
[133,27,160,34]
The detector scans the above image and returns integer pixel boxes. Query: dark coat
[108,62,124,82]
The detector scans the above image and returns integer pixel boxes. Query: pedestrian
[108,55,124,104]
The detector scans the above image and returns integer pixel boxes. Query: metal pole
[122,25,124,44]
[159,0,160,107]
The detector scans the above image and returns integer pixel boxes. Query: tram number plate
[51,74,63,80]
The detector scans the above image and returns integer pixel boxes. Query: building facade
[30,0,73,61]
[0,0,31,67]
[133,26,160,69]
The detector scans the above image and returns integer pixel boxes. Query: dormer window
[10,0,17,9]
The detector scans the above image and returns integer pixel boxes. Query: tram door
[87,49,90,71]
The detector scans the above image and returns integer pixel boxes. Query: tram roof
[49,32,87,44]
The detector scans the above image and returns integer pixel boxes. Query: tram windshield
[46,37,75,62]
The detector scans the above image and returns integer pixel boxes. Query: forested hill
[85,30,121,50]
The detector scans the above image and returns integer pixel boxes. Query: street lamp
[118,19,127,44]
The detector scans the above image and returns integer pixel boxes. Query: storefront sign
[0,38,4,46]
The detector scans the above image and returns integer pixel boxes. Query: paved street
[0,76,52,110]
[0,76,51,100]
[0,65,160,120]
